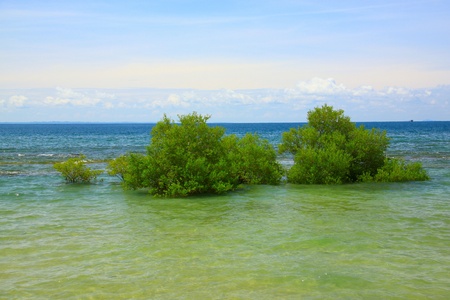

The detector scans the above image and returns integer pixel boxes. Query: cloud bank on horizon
[0,0,449,122]
[1,78,449,122]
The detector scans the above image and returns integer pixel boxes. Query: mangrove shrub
[54,155,102,183]
[122,112,283,197]
[280,104,429,184]
[107,154,129,181]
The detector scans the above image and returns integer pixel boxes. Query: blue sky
[1,0,449,122]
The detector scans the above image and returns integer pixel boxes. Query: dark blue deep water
[1,122,449,299]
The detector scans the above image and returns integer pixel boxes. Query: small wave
[0,171,22,176]
[37,154,55,157]
[0,170,58,176]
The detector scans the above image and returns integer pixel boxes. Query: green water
[1,175,449,299]
[1,122,449,299]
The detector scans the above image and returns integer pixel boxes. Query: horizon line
[0,120,445,125]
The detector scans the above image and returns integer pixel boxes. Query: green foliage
[54,155,102,183]
[141,112,229,196]
[107,154,129,181]
[359,158,430,182]
[280,104,428,184]
[278,126,305,155]
[228,133,284,185]
[121,153,149,190]
[122,112,283,197]
[288,144,351,184]
[346,126,390,181]
[307,104,355,137]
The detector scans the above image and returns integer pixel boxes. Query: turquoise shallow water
[1,122,449,299]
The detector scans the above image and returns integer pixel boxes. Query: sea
[1,122,449,299]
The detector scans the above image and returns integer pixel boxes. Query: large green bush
[122,112,283,197]
[280,104,429,184]
[54,155,103,183]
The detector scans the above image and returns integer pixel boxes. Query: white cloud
[44,96,70,106]
[9,95,28,107]
[103,102,115,109]
[42,87,115,107]
[166,94,190,107]
[293,77,347,94]
[1,79,449,122]
[148,93,190,108]
[0,95,28,109]
[384,86,410,95]
[352,85,375,96]
[210,89,257,105]
[94,91,115,99]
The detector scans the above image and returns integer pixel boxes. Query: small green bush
[54,155,103,183]
[359,158,430,182]
[107,154,129,181]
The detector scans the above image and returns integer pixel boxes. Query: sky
[0,0,449,122]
